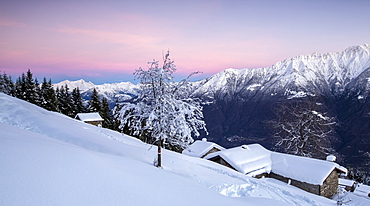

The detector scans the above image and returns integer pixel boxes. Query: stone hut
[75,112,104,127]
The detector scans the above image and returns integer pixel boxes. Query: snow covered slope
[3,92,369,205]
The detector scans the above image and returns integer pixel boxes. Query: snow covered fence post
[115,51,207,168]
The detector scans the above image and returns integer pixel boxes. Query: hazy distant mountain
[55,44,370,171]
[54,79,140,105]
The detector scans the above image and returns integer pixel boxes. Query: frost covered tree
[115,52,207,167]
[272,97,336,158]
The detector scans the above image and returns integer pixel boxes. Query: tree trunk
[157,138,162,167]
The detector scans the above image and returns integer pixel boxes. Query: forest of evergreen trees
[0,70,117,130]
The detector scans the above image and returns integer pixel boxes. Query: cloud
[54,26,161,49]
[0,18,26,28]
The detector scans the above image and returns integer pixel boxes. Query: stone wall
[320,170,338,198]
[85,120,103,127]
[269,172,320,195]
[201,147,221,158]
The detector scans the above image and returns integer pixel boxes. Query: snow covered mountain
[5,92,368,205]
[54,79,139,103]
[192,44,370,100]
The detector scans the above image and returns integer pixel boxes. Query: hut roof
[75,113,103,122]
[339,178,355,187]
[205,144,271,177]
[182,139,225,158]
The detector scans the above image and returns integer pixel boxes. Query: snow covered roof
[270,152,345,185]
[339,178,355,187]
[182,138,225,158]
[205,144,347,185]
[205,144,272,177]
[75,113,103,122]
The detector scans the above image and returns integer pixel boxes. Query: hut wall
[201,147,221,158]
[269,172,320,195]
[208,156,238,171]
[85,121,103,127]
[320,170,338,198]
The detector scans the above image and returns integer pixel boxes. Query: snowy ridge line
[191,44,370,98]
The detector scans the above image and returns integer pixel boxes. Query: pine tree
[88,88,101,112]
[112,99,123,132]
[34,79,43,107]
[0,72,15,95]
[100,97,113,129]
[57,85,73,117]
[41,78,57,111]
[71,87,86,117]
[24,69,38,104]
[15,74,26,100]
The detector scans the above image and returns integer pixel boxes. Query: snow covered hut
[75,113,104,127]
[205,144,347,198]
[182,138,225,158]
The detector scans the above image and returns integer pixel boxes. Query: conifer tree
[15,74,26,100]
[34,79,43,107]
[24,69,38,104]
[0,72,15,95]
[88,88,101,112]
[57,85,73,117]
[100,97,113,129]
[71,87,86,116]
[41,78,57,111]
[112,99,123,132]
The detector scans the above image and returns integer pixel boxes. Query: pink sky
[1,0,370,84]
